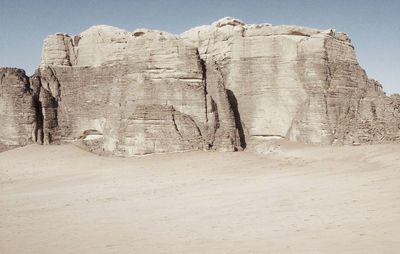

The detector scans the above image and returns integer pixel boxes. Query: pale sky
[1,0,399,94]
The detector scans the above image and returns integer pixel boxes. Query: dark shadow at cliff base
[227,89,246,149]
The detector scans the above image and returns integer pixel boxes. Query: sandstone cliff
[181,17,400,147]
[1,17,399,155]
[0,68,36,147]
[33,25,239,155]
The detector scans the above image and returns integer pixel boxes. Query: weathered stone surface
[0,68,36,146]
[119,104,203,155]
[37,25,240,155]
[30,67,61,145]
[1,18,399,155]
[181,17,400,145]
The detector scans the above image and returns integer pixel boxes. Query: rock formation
[181,17,400,146]
[0,68,36,146]
[10,25,240,156]
[1,17,399,155]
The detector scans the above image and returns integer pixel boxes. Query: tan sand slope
[1,143,400,253]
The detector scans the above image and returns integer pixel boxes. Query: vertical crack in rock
[205,61,240,151]
[33,96,44,144]
[30,67,60,145]
[40,66,61,100]
[207,95,220,149]
[39,87,59,144]
[198,51,209,123]
[226,89,246,149]
[171,110,183,139]
[62,36,73,66]
[211,97,220,130]
[30,72,43,144]
[62,35,80,67]
[198,50,222,150]
[71,35,81,65]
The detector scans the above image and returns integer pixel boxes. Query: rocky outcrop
[0,68,36,146]
[181,17,400,145]
[36,25,240,155]
[1,17,399,155]
[30,67,61,145]
[0,67,61,148]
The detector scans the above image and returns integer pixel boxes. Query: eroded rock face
[0,67,61,148]
[1,17,399,155]
[36,25,240,155]
[181,17,400,145]
[0,68,36,146]
[30,67,61,145]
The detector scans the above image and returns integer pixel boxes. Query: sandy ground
[0,142,399,253]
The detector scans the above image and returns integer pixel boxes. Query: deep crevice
[30,69,60,145]
[211,97,220,130]
[227,89,246,149]
[198,52,208,123]
[33,95,44,144]
[171,111,183,139]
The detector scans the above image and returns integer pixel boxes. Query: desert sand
[1,142,399,253]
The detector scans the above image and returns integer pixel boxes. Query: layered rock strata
[0,68,36,146]
[181,17,400,146]
[36,25,240,155]
[0,17,399,155]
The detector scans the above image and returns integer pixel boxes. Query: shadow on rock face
[226,89,246,149]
